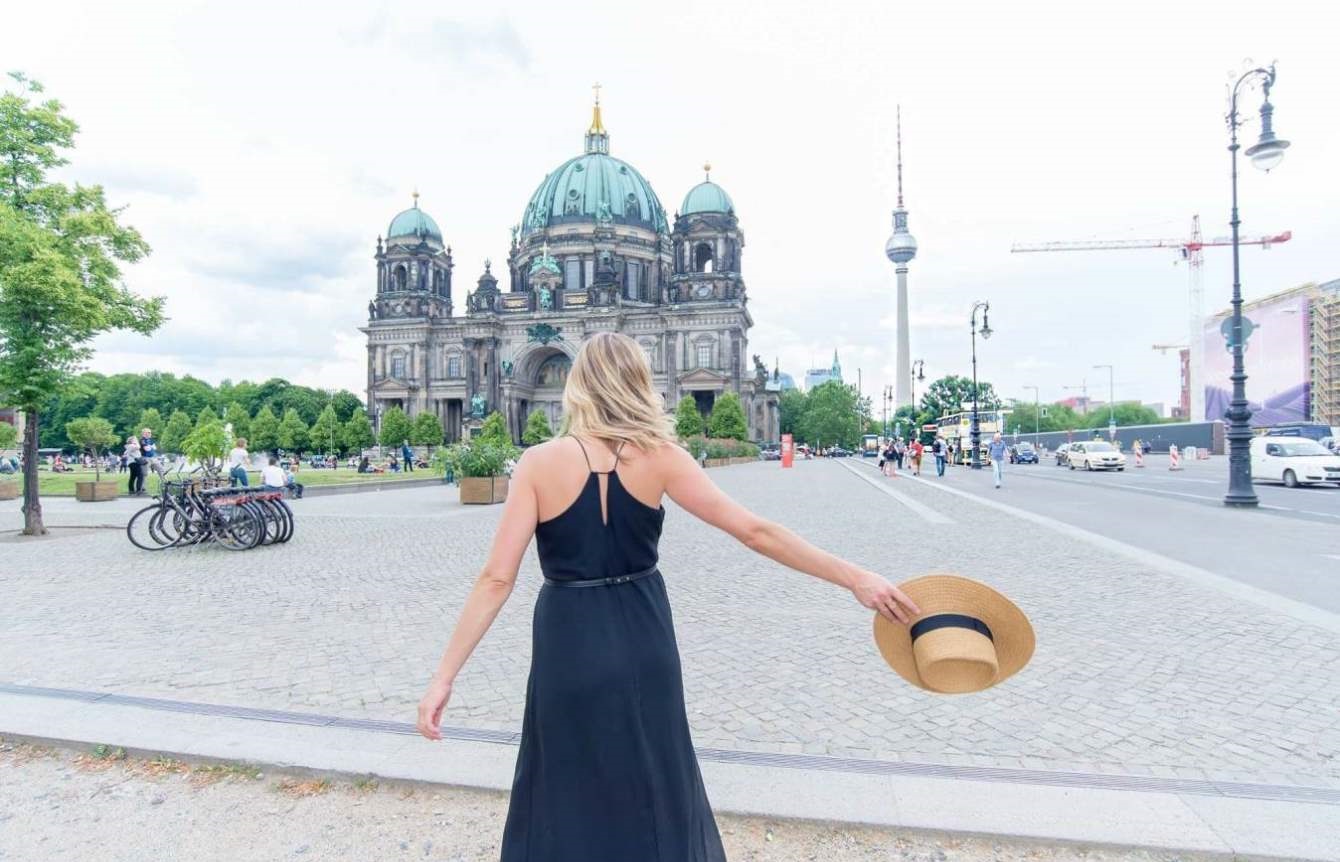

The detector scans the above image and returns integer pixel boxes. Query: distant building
[776,371,797,392]
[804,350,843,390]
[1205,279,1340,426]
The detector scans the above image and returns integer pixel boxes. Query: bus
[936,410,1002,465]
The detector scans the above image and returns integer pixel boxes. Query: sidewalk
[3,684,1336,860]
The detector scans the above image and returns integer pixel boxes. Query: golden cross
[592,81,601,106]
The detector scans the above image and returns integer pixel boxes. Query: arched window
[391,354,407,379]
[536,354,571,387]
[447,355,461,378]
[394,265,407,291]
[694,243,714,273]
[695,342,712,369]
[625,261,640,300]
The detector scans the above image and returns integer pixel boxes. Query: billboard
[1203,294,1309,425]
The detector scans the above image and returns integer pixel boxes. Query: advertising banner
[781,433,794,468]
[1203,295,1309,425]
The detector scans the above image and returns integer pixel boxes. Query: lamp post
[882,385,893,440]
[1093,364,1115,439]
[910,359,925,412]
[969,301,992,469]
[1224,64,1289,508]
[1023,385,1040,445]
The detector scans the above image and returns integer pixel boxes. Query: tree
[377,406,412,448]
[411,410,444,448]
[248,405,279,454]
[476,411,510,446]
[707,392,748,441]
[182,418,229,470]
[159,410,192,455]
[778,388,807,440]
[0,421,18,451]
[65,416,118,481]
[223,402,251,441]
[134,407,163,441]
[330,391,363,423]
[0,73,164,534]
[522,410,553,445]
[342,407,375,455]
[276,408,309,454]
[1084,401,1161,431]
[799,381,861,449]
[309,404,342,455]
[196,406,218,426]
[918,375,999,423]
[674,395,705,439]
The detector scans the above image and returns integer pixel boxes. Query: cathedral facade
[361,96,780,444]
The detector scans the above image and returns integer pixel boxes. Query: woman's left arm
[416,450,540,741]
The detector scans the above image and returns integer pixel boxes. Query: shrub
[674,395,705,439]
[65,416,119,481]
[522,410,554,445]
[434,440,520,479]
[682,435,759,461]
[707,393,748,441]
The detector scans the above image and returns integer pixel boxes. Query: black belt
[543,565,660,588]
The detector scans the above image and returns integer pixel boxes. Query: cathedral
[361,92,780,444]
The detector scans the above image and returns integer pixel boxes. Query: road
[852,452,1340,613]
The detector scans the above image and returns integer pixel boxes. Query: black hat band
[910,613,994,643]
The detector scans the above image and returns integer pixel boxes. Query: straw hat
[874,574,1034,694]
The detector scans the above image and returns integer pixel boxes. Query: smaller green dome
[681,179,734,215]
[387,196,442,243]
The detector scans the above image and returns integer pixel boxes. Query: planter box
[459,476,509,505]
[0,482,19,501]
[74,480,120,502]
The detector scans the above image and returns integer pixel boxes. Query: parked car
[1250,436,1340,487]
[1068,441,1126,471]
[1320,436,1340,455]
[1054,443,1074,467]
[1008,442,1039,464]
[760,446,782,461]
[828,447,853,458]
[1263,423,1337,443]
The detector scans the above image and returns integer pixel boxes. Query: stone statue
[596,200,613,225]
[502,359,514,378]
[470,392,486,418]
[538,285,553,311]
[368,300,377,320]
[752,354,768,383]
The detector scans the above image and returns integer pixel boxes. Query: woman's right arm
[661,445,918,624]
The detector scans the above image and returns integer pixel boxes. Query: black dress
[500,439,727,862]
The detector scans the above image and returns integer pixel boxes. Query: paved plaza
[4,459,1340,793]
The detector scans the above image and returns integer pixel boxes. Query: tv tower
[885,106,918,409]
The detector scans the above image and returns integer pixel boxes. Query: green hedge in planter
[433,439,520,479]
[682,436,760,460]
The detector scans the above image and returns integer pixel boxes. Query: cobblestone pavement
[3,461,1339,788]
[0,741,1195,862]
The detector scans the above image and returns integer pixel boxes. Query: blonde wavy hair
[561,332,676,452]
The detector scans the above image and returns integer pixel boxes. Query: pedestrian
[910,438,924,476]
[357,455,371,474]
[227,437,250,487]
[988,432,1008,489]
[414,332,919,862]
[933,435,947,477]
[876,443,886,474]
[123,436,143,496]
[402,439,415,473]
[894,438,905,471]
[882,441,897,477]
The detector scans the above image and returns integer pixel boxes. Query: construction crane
[1012,215,1291,422]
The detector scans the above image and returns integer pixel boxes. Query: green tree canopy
[707,392,748,441]
[476,411,510,446]
[276,408,309,454]
[674,395,705,439]
[377,406,412,448]
[411,410,444,447]
[522,409,554,445]
[799,381,861,449]
[134,407,163,440]
[223,402,251,441]
[0,421,18,451]
[0,73,164,534]
[309,404,342,454]
[195,406,218,427]
[159,410,192,455]
[1083,401,1162,430]
[919,375,999,423]
[248,404,279,453]
[778,388,807,440]
[342,407,375,454]
[330,391,363,424]
[65,416,118,480]
[182,419,229,469]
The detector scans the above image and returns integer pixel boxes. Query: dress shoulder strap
[570,435,595,472]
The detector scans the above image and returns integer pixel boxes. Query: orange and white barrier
[1168,444,1182,471]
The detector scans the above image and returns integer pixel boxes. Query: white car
[1250,437,1340,487]
[1068,441,1127,471]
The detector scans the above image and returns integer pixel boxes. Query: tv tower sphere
[885,221,918,264]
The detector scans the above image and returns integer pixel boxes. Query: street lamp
[910,359,925,411]
[1093,364,1115,439]
[1224,64,1289,508]
[882,385,893,440]
[1023,385,1040,445]
[969,300,991,469]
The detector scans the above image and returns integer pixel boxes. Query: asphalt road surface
[859,452,1340,613]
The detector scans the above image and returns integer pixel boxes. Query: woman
[882,441,897,477]
[227,437,250,487]
[123,436,142,496]
[415,332,918,862]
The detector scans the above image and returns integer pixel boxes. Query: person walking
[933,435,947,477]
[882,441,898,478]
[893,438,905,471]
[910,438,924,476]
[415,333,919,862]
[123,436,143,496]
[988,432,1008,489]
[402,439,415,473]
[227,437,250,487]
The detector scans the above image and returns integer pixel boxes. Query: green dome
[387,202,442,243]
[521,153,667,236]
[681,180,734,215]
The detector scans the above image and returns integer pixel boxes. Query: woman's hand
[416,677,454,741]
[850,571,920,625]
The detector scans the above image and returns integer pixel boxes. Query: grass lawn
[14,465,437,497]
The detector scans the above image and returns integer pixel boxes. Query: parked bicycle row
[127,471,296,551]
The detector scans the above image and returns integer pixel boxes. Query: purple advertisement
[1203,294,1309,425]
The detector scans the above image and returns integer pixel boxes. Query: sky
[4,1,1336,413]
